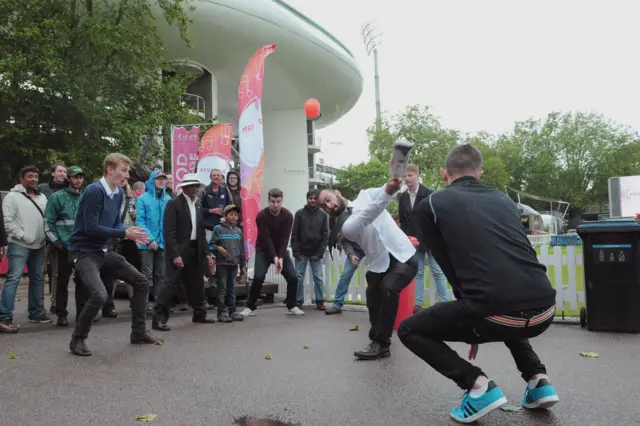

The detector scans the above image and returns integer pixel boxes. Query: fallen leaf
[350,325,359,331]
[500,404,522,413]
[153,339,164,346]
[7,353,23,359]
[303,345,309,350]
[135,414,157,422]
[579,351,599,358]
[265,354,272,360]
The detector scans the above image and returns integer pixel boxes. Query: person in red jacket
[239,188,301,317]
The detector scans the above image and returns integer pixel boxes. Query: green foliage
[0,0,196,185]
[357,107,640,214]
[496,111,640,212]
[366,105,458,189]
[334,158,388,201]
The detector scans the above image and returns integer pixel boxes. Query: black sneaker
[217,312,233,323]
[56,317,69,327]
[230,312,244,322]
[354,341,390,360]
[29,313,53,324]
[70,338,92,356]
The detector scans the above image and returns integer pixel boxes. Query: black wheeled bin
[576,219,640,333]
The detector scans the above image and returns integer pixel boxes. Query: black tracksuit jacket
[417,176,557,316]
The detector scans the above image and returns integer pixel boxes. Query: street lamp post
[361,21,383,131]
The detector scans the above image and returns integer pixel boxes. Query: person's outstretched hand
[385,177,403,196]
[125,227,149,245]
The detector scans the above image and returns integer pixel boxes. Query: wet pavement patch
[234,416,300,426]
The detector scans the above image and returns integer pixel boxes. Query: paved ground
[1,286,640,426]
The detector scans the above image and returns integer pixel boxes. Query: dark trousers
[398,301,553,391]
[140,249,165,300]
[365,253,418,347]
[216,264,238,314]
[153,243,207,323]
[71,251,149,340]
[247,250,297,310]
[53,247,81,318]
[102,239,141,312]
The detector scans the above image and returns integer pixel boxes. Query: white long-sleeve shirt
[341,185,416,273]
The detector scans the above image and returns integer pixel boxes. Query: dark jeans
[365,253,418,347]
[140,249,165,300]
[216,264,238,314]
[153,243,207,323]
[54,247,81,318]
[71,251,149,340]
[398,300,554,391]
[247,250,297,310]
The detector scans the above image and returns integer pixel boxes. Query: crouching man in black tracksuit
[398,143,559,424]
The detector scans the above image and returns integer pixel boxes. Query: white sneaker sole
[286,311,304,316]
[523,395,559,409]
[450,396,508,424]
[240,311,255,318]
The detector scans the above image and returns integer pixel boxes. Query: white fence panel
[247,245,584,316]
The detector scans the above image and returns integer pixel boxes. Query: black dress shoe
[152,322,171,332]
[354,341,391,360]
[131,333,164,345]
[192,316,215,324]
[56,317,69,327]
[70,338,92,356]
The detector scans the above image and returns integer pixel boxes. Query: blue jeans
[331,258,358,309]
[0,243,46,321]
[415,250,448,307]
[295,256,325,303]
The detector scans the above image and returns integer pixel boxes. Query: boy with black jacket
[398,144,559,423]
[209,205,246,322]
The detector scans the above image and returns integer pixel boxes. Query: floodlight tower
[361,21,383,131]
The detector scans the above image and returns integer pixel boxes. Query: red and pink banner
[238,44,276,260]
[171,126,200,190]
[197,123,233,186]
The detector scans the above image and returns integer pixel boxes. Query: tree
[366,105,459,189]
[334,159,400,215]
[462,132,511,190]
[0,0,195,186]
[496,111,640,212]
[335,159,388,201]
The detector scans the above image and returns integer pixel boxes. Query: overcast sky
[285,0,640,168]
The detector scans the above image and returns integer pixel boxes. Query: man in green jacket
[44,166,85,326]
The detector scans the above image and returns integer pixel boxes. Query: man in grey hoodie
[0,166,51,330]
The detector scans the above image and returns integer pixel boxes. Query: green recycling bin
[576,219,640,333]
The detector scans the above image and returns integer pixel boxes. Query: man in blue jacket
[136,170,171,313]
[68,153,163,356]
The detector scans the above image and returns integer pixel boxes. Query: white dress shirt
[341,185,416,273]
[99,177,116,200]
[183,193,198,240]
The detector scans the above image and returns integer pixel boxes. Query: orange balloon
[304,98,321,119]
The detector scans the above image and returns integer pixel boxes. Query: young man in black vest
[398,144,559,423]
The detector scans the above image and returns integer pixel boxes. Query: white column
[262,109,309,212]
[210,73,218,119]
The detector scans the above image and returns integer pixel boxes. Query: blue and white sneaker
[522,378,559,409]
[450,380,508,423]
